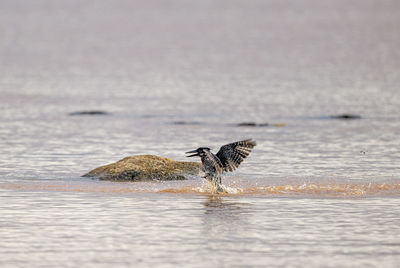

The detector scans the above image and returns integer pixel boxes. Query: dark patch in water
[236,122,269,127]
[329,114,362,120]
[69,110,110,116]
[172,121,202,125]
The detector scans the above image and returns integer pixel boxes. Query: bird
[186,139,256,193]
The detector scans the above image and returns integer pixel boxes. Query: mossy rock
[83,155,203,181]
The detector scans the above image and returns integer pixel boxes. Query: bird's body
[186,139,256,193]
[199,149,224,192]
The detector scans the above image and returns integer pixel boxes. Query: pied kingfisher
[186,139,256,193]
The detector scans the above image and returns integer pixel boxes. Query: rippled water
[1,0,400,267]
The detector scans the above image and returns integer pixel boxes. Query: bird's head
[185,147,211,157]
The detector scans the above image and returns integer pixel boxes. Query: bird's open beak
[185,150,199,157]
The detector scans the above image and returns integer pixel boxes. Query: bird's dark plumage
[186,139,256,193]
[216,139,257,172]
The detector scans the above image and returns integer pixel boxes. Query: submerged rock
[330,114,362,120]
[172,121,202,125]
[69,110,110,116]
[83,155,203,181]
[237,122,267,127]
[236,122,286,127]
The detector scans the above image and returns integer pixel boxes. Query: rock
[83,155,204,181]
[237,122,269,127]
[236,122,286,127]
[330,114,361,120]
[69,110,110,116]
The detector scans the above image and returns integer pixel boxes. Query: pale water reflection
[1,189,399,267]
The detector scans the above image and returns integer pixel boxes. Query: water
[1,0,400,267]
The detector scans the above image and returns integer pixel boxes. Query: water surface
[1,0,400,267]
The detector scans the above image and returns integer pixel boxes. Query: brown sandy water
[2,179,400,198]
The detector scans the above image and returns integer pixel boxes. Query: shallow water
[1,190,400,268]
[1,0,400,267]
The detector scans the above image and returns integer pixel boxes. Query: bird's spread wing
[216,139,256,172]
